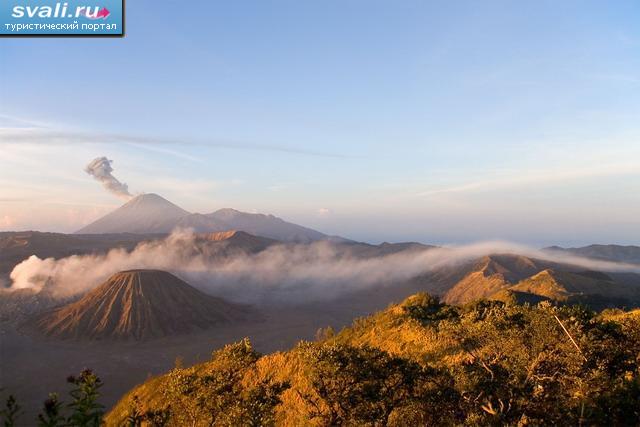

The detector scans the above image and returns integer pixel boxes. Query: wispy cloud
[125,142,204,163]
[0,126,349,159]
[267,184,288,192]
[417,161,640,197]
[0,113,54,128]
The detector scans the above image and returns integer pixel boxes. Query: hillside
[106,293,640,426]
[441,254,543,304]
[0,284,76,324]
[510,269,613,300]
[488,269,639,309]
[196,230,276,252]
[24,270,253,340]
[440,254,640,307]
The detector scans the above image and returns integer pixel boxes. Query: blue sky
[1,0,639,245]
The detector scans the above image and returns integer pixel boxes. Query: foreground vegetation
[103,294,640,426]
[2,294,639,426]
[1,369,104,427]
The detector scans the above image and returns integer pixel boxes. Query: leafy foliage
[0,395,21,427]
[6,293,640,426]
[297,342,458,425]
[1,370,105,427]
[402,292,458,323]
[37,393,64,427]
[66,369,105,426]
[150,338,289,426]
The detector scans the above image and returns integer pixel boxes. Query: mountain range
[76,193,330,242]
[4,239,639,344]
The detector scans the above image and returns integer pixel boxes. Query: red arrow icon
[96,7,110,19]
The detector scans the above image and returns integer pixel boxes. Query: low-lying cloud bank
[9,229,640,304]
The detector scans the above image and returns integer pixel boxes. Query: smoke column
[85,157,132,199]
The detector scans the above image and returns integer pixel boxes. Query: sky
[0,0,639,246]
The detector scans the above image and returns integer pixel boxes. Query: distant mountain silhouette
[543,244,640,264]
[76,193,331,242]
[24,270,253,340]
[204,208,327,242]
[76,194,189,235]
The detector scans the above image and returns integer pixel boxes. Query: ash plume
[8,230,640,305]
[85,156,132,199]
